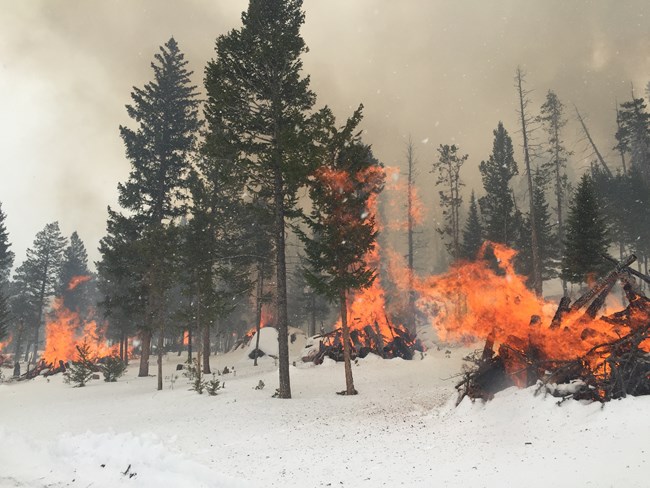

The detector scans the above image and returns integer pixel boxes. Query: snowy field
[1,336,648,488]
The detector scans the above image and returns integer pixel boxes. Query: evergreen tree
[64,341,96,387]
[538,90,571,294]
[0,203,14,285]
[58,231,93,316]
[461,191,483,260]
[516,170,558,287]
[432,144,466,259]
[0,203,14,341]
[13,222,67,363]
[478,122,518,246]
[298,106,384,395]
[561,174,611,284]
[109,37,199,386]
[204,0,317,398]
[615,95,650,184]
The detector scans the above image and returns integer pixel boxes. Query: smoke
[1,0,648,266]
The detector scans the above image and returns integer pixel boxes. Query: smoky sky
[1,0,648,268]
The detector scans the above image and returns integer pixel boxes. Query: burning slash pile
[454,253,650,404]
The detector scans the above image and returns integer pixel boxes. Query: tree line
[1,0,649,397]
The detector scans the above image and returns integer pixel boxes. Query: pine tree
[432,144,466,260]
[64,341,96,387]
[561,174,611,284]
[461,191,483,260]
[204,0,317,398]
[0,203,14,341]
[0,203,14,285]
[111,37,199,387]
[298,106,384,395]
[478,122,518,246]
[516,170,558,287]
[58,231,93,316]
[615,94,650,184]
[538,90,571,295]
[13,222,67,363]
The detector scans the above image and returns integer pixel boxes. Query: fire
[383,166,426,231]
[0,334,12,352]
[183,330,189,346]
[68,275,92,291]
[43,298,119,365]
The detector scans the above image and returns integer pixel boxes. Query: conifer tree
[58,231,93,316]
[0,203,14,341]
[204,0,317,398]
[64,341,96,387]
[615,94,650,184]
[461,191,483,260]
[516,170,557,287]
[561,174,611,284]
[478,122,518,246]
[109,37,199,386]
[432,144,466,260]
[538,90,571,294]
[299,106,384,395]
[13,222,67,363]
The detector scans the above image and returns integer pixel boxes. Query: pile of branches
[303,321,422,364]
[457,254,650,404]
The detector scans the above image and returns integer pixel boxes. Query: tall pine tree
[110,37,199,386]
[13,222,67,362]
[615,94,650,184]
[561,174,611,284]
[204,0,317,398]
[0,203,13,341]
[461,191,483,260]
[58,231,93,317]
[478,122,518,246]
[298,106,384,395]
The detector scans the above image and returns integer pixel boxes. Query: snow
[1,343,649,487]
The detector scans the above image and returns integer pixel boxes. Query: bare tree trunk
[274,164,291,398]
[138,328,151,377]
[516,67,543,297]
[13,322,24,362]
[202,322,211,374]
[187,328,192,362]
[615,103,628,174]
[309,293,316,337]
[254,264,264,366]
[406,138,417,333]
[339,290,357,395]
[575,106,613,178]
[157,324,164,391]
[119,333,124,361]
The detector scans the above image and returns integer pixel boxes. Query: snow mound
[246,327,279,359]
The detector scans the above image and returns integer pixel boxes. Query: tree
[515,67,542,296]
[516,169,558,287]
[204,0,317,398]
[64,341,96,387]
[0,203,14,341]
[299,106,384,395]
[112,37,199,388]
[432,144,466,260]
[461,191,483,260]
[615,94,650,184]
[561,174,611,284]
[478,122,518,246]
[405,137,420,333]
[13,222,66,363]
[58,231,93,316]
[538,90,571,295]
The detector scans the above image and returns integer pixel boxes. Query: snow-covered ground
[1,338,648,488]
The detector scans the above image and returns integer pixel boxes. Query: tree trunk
[254,264,264,366]
[13,323,24,362]
[273,164,291,398]
[406,138,417,333]
[516,67,543,297]
[309,294,316,337]
[339,290,357,395]
[157,323,164,391]
[138,328,151,377]
[202,322,211,374]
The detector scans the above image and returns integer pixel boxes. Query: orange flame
[0,333,12,353]
[183,330,189,346]
[68,275,92,291]
[43,298,120,365]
